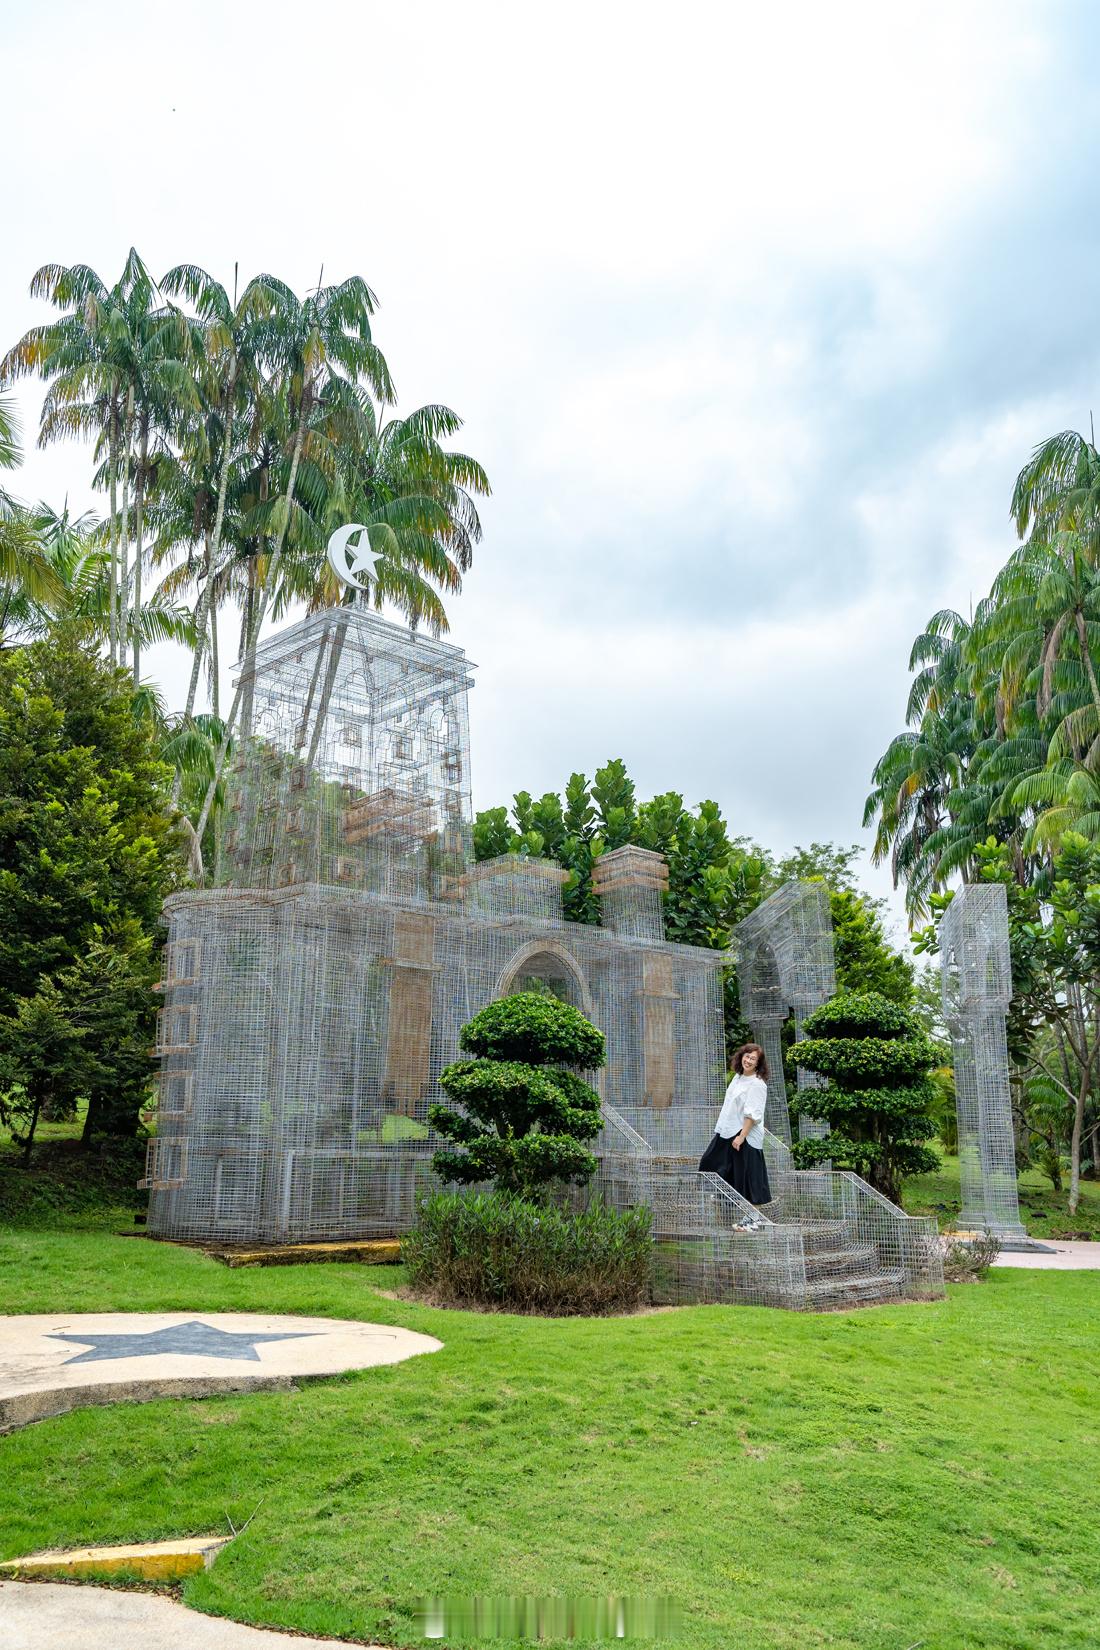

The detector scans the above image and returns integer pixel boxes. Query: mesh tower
[218,608,474,900]
[940,883,1027,1241]
[734,882,837,1146]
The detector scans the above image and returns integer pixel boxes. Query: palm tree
[269,391,490,771]
[2,252,199,678]
[0,396,68,640]
[864,609,986,919]
[1011,428,1100,549]
[192,272,396,855]
[157,262,268,756]
[1,262,127,659]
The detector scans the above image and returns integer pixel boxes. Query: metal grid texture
[217,608,474,902]
[144,603,943,1308]
[734,881,837,1145]
[144,882,726,1243]
[940,883,1026,1239]
[576,1122,943,1309]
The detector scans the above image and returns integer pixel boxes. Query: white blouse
[715,1073,767,1149]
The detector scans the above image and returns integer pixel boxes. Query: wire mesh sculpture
[143,603,942,1308]
[940,884,1027,1241]
[734,882,836,1145]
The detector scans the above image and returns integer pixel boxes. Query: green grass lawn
[903,1144,1100,1240]
[1,1224,1097,1650]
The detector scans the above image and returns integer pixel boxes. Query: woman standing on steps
[698,1043,772,1206]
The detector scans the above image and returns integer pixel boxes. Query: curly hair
[731,1042,768,1081]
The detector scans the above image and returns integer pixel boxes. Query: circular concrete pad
[0,1312,442,1431]
[0,1580,386,1649]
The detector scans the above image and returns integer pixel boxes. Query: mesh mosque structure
[144,604,943,1310]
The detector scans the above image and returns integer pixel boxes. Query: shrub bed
[402,1190,653,1315]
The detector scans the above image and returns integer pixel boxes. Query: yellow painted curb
[0,1535,230,1581]
[215,1238,402,1268]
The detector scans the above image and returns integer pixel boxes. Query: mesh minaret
[734,882,837,1146]
[217,608,474,899]
[940,884,1027,1241]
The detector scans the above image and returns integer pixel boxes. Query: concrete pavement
[993,1239,1100,1269]
[0,1581,384,1649]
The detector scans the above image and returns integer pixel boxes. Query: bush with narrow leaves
[402,1190,653,1315]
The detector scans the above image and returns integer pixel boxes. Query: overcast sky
[6,0,1100,933]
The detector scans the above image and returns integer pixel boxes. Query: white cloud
[4,0,1100,939]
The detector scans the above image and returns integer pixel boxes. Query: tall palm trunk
[171,381,238,805]
[132,413,149,686]
[240,556,258,741]
[193,394,310,863]
[118,384,134,669]
[209,592,220,719]
[304,614,352,771]
[107,399,120,665]
[181,372,237,720]
[1075,610,1100,723]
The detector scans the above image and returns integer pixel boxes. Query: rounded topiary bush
[458,992,606,1069]
[429,993,606,1198]
[402,1190,653,1315]
[791,989,939,1203]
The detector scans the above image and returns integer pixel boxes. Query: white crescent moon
[327,523,371,589]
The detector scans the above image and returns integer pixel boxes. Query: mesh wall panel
[940,883,1026,1239]
[734,881,836,1145]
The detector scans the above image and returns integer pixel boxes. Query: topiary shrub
[790,989,939,1203]
[401,1190,653,1315]
[429,993,606,1198]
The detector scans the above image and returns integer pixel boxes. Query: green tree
[430,993,605,1197]
[0,633,180,1146]
[790,991,939,1202]
[829,887,913,1003]
[0,980,88,1163]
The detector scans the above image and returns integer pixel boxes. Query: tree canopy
[0,633,181,1154]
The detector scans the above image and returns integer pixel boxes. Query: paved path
[994,1239,1100,1270]
[0,1581,383,1649]
[0,1312,442,1431]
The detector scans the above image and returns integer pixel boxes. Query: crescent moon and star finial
[326,524,385,592]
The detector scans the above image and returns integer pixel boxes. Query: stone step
[803,1243,879,1281]
[801,1267,906,1308]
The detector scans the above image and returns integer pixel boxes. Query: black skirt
[698,1132,736,1184]
[698,1134,772,1206]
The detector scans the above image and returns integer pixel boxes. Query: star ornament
[327,523,386,592]
[47,1320,319,1366]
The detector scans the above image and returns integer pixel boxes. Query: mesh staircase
[590,1111,943,1311]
